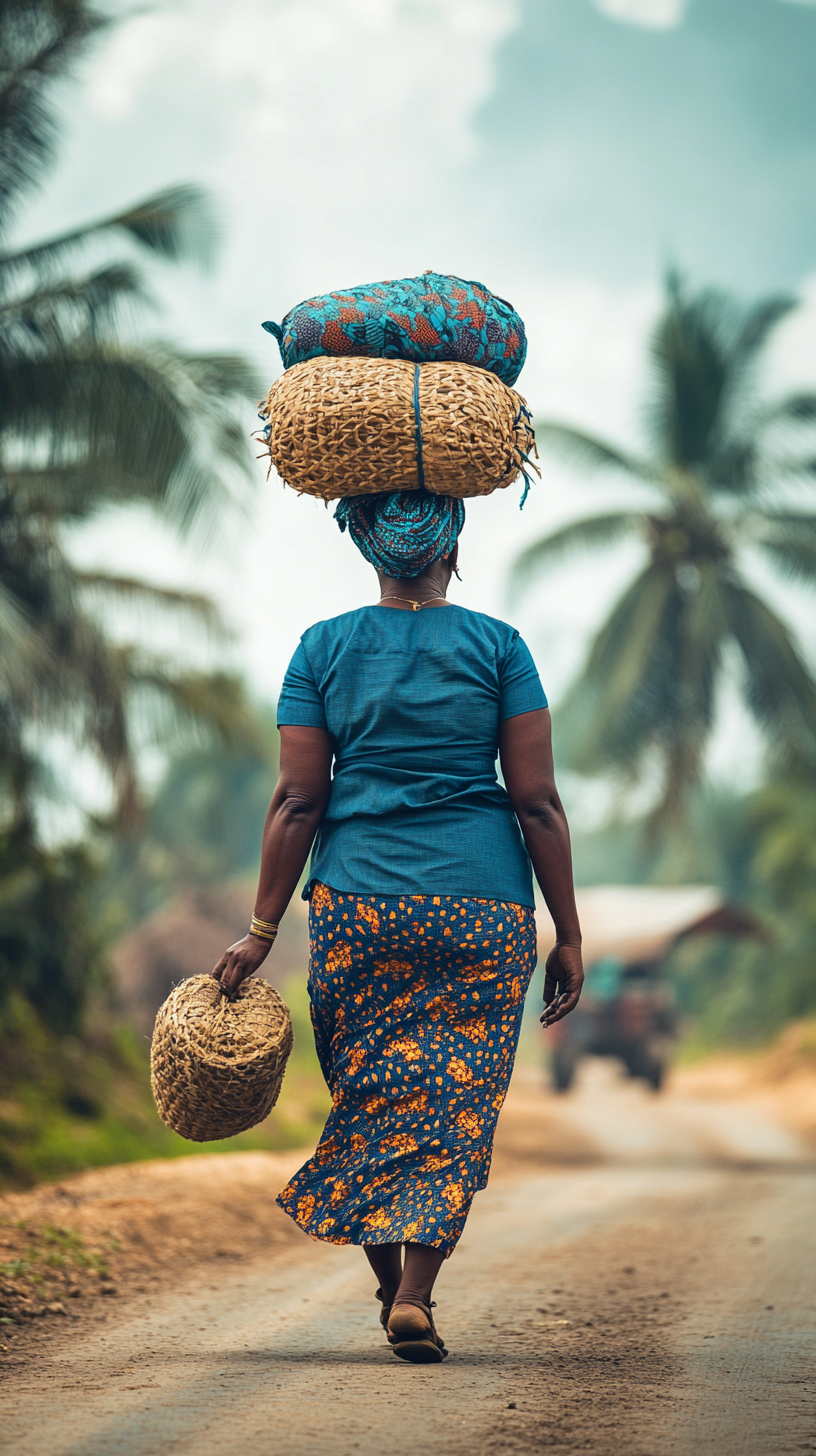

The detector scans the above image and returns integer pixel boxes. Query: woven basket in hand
[258,356,538,501]
[150,975,293,1142]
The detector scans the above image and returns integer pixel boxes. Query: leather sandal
[387,1296,448,1364]
[375,1286,394,1339]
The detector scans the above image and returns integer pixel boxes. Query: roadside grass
[0,1219,121,1332]
[0,973,330,1191]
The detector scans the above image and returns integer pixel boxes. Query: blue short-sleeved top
[277,604,547,907]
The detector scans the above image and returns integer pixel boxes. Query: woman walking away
[213,490,583,1364]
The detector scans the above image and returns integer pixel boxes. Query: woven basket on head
[150,975,293,1142]
[258,356,538,501]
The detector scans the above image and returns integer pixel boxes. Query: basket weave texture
[150,975,293,1143]
[259,356,537,501]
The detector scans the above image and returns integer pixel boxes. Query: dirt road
[2,1060,814,1456]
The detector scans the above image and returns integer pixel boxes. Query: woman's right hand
[212,934,272,999]
[540,943,584,1028]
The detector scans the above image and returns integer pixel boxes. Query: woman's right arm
[499,707,584,1026]
[212,724,332,996]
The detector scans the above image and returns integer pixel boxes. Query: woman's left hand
[540,943,584,1027]
[212,934,271,999]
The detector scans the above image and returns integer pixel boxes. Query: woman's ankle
[393,1285,434,1308]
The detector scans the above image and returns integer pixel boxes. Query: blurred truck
[541,885,761,1094]
[548,953,678,1092]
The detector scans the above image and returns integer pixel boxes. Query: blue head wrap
[335,491,465,578]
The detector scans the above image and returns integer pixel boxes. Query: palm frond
[559,563,678,774]
[0,1,109,218]
[0,579,54,694]
[752,512,816,585]
[731,296,797,370]
[534,422,655,482]
[0,341,261,534]
[1,605,138,815]
[761,392,816,465]
[561,559,730,822]
[646,273,795,480]
[647,273,733,469]
[509,511,643,599]
[706,437,760,494]
[0,263,148,353]
[74,573,229,639]
[723,580,816,754]
[771,392,816,424]
[654,563,729,820]
[2,462,144,519]
[119,658,272,757]
[0,186,216,281]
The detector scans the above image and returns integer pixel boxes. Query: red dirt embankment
[0,1151,306,1344]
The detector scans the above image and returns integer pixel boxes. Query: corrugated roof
[537,884,726,965]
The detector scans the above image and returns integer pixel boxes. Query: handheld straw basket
[151,975,293,1142]
[258,356,538,502]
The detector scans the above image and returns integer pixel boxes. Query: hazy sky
[479,0,816,287]
[18,0,816,810]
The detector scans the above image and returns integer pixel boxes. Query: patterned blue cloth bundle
[262,271,527,387]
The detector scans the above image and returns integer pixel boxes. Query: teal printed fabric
[262,272,527,387]
[276,885,537,1255]
[334,491,465,579]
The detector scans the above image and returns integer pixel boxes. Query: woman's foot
[387,1297,448,1364]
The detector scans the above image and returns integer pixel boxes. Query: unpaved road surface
[2,1061,814,1456]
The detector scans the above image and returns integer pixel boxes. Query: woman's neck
[377,565,451,609]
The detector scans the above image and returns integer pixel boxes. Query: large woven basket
[258,356,538,501]
[150,975,293,1142]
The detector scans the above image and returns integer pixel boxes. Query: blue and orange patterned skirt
[277,883,537,1256]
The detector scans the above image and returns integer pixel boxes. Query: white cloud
[87,0,515,163]
[65,0,522,339]
[593,0,689,28]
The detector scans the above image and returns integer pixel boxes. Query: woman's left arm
[212,724,333,995]
[499,708,584,1027]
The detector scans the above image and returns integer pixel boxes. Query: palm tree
[512,273,816,823]
[0,0,262,825]
[0,1,265,1030]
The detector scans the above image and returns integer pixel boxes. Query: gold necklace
[379,593,447,611]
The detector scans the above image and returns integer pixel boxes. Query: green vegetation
[1,0,261,818]
[514,274,816,1046]
[99,705,279,932]
[0,1218,122,1323]
[0,1223,104,1281]
[514,273,816,823]
[0,1,292,1187]
[0,0,261,1030]
[0,971,330,1189]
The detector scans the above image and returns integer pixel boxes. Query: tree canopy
[0,0,265,1027]
[513,274,816,823]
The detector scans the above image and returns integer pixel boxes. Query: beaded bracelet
[249,915,279,942]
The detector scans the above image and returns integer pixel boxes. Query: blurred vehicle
[548,953,678,1092]
[542,886,761,1094]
